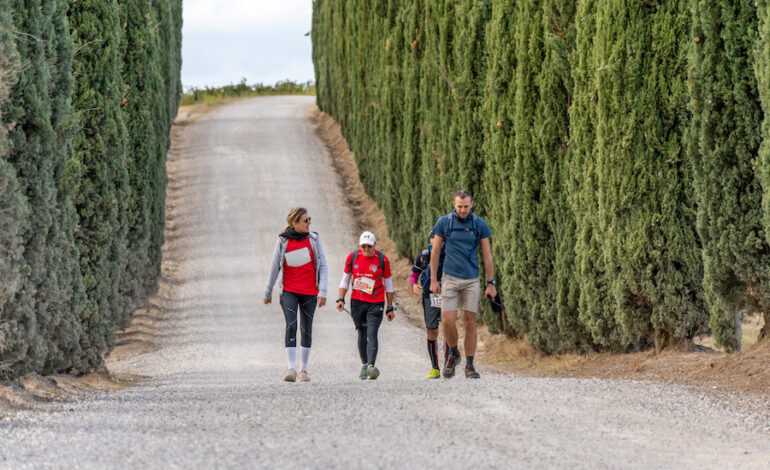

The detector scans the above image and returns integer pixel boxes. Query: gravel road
[1,96,768,469]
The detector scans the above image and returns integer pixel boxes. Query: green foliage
[118,0,159,312]
[312,0,770,355]
[687,1,769,351]
[69,0,131,363]
[482,0,519,335]
[0,0,181,380]
[570,0,623,348]
[594,0,706,350]
[1,0,87,378]
[0,0,29,370]
[754,0,770,340]
[541,0,586,351]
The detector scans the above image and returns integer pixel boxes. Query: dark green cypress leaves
[688,1,769,351]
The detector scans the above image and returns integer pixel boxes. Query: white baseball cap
[359,231,376,246]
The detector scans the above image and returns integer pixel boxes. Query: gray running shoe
[443,354,461,378]
[465,364,480,379]
[359,365,368,380]
[284,368,297,382]
[366,364,380,380]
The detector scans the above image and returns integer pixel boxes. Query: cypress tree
[118,0,160,307]
[483,0,520,336]
[450,1,496,330]
[69,0,130,359]
[688,1,770,351]
[396,0,424,253]
[1,0,86,378]
[44,0,88,374]
[754,0,770,341]
[570,0,621,348]
[541,0,588,351]
[594,0,706,350]
[417,0,453,251]
[509,0,554,350]
[146,0,182,291]
[0,0,29,370]
[448,0,491,211]
[377,0,406,246]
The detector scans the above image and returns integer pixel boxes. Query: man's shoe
[426,368,441,379]
[359,365,368,380]
[465,364,480,379]
[298,370,311,382]
[366,364,380,380]
[443,354,461,378]
[284,368,297,382]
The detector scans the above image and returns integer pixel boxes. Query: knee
[427,329,439,340]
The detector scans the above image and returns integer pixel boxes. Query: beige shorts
[441,274,480,313]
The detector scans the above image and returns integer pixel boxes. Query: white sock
[286,347,297,369]
[300,346,311,371]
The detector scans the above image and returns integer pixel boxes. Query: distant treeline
[312,0,770,353]
[0,0,182,380]
[181,79,316,106]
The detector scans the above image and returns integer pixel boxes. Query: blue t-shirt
[432,212,491,279]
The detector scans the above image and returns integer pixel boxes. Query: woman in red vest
[264,207,328,383]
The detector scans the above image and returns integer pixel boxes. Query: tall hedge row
[0,0,182,380]
[313,0,770,352]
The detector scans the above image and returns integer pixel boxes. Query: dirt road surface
[0,96,768,469]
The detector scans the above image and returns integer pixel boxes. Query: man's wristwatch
[336,297,345,304]
[487,280,496,286]
[386,305,394,313]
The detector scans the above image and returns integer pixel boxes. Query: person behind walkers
[336,231,395,380]
[264,207,328,383]
[430,190,497,379]
[410,230,449,379]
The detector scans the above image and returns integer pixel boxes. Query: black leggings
[350,299,384,365]
[280,290,317,348]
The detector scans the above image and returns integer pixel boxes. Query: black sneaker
[443,354,461,378]
[465,364,480,379]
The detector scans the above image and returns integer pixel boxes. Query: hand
[411,283,422,296]
[485,284,497,300]
[386,308,395,321]
[336,300,344,312]
[430,279,440,295]
[317,297,326,308]
[263,298,271,304]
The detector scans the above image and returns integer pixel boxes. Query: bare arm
[480,237,497,298]
[429,235,444,294]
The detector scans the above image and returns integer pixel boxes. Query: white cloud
[181,1,315,87]
[184,0,312,34]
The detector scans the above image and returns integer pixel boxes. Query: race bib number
[430,294,442,308]
[284,247,311,267]
[353,276,375,295]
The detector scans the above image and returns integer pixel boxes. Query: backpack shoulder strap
[445,213,454,240]
[347,249,358,274]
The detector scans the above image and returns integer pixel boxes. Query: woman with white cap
[265,207,328,383]
[336,231,395,380]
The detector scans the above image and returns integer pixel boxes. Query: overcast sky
[181,0,315,89]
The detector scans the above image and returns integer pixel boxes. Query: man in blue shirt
[429,190,496,379]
